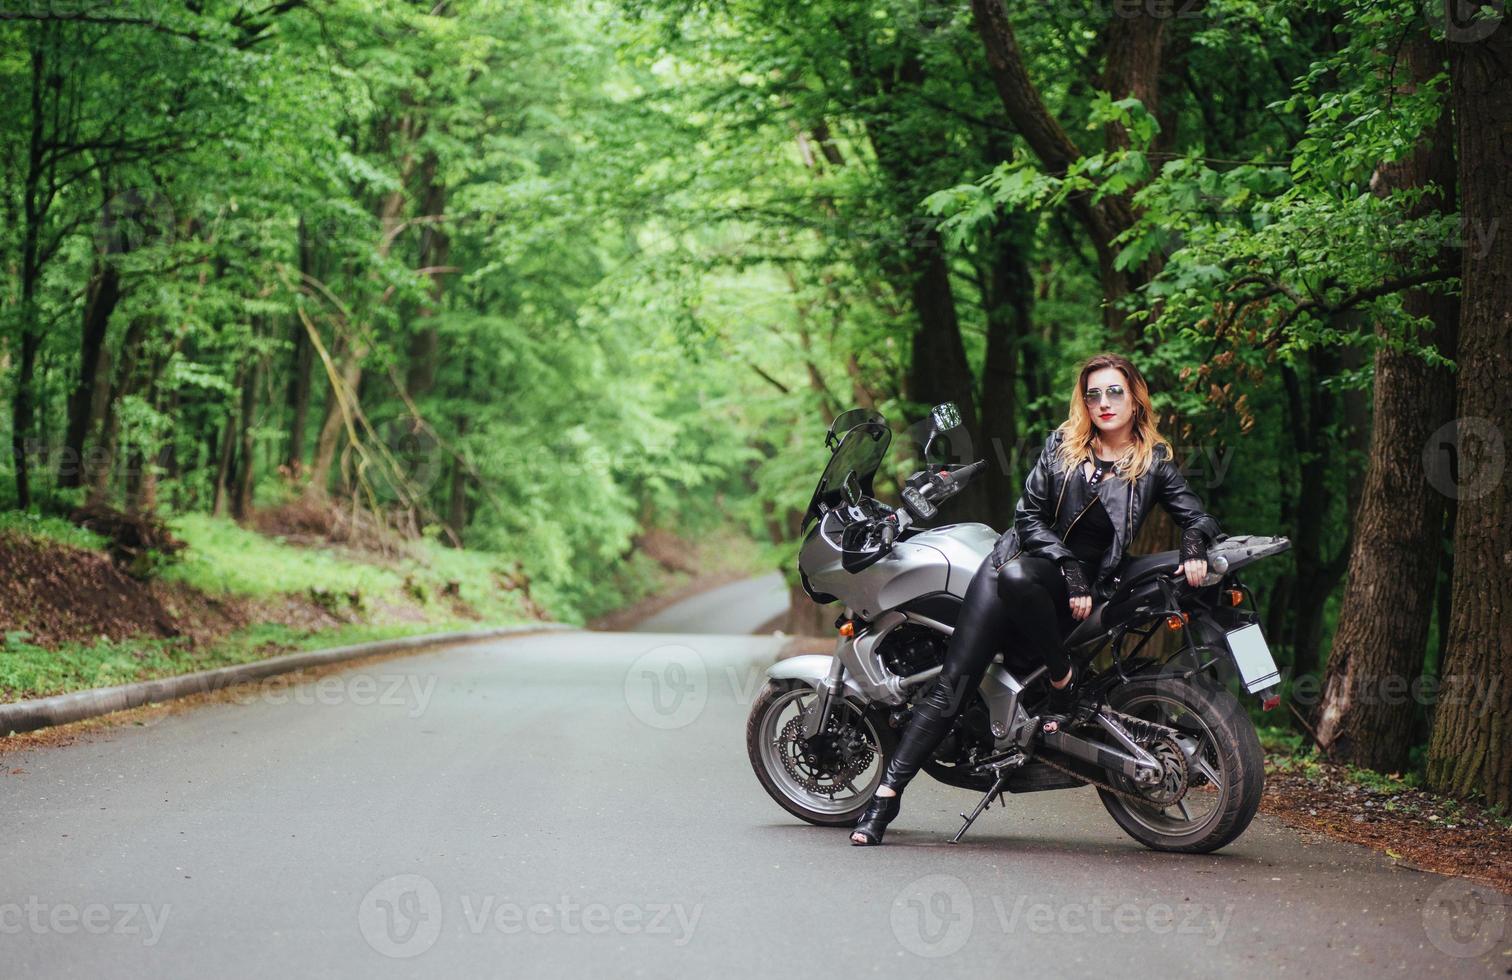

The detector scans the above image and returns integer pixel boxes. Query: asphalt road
[630,571,789,634]
[1,588,1507,977]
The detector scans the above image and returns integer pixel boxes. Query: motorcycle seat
[1110,549,1182,601]
[1062,549,1181,649]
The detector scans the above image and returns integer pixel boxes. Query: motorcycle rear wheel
[1096,674,1264,854]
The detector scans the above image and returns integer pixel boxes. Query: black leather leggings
[879,553,1077,792]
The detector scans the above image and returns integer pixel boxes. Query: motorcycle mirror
[930,402,962,432]
[921,402,962,465]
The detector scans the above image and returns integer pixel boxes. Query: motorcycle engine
[877,623,948,678]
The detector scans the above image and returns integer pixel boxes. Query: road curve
[0,624,1505,977]
[629,571,789,634]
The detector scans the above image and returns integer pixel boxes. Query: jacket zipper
[1051,461,1072,522]
[1059,454,1098,537]
[1062,496,1098,540]
[1003,455,1087,571]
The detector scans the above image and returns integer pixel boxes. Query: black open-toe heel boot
[850,792,902,846]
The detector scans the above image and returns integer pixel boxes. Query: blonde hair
[1053,352,1171,482]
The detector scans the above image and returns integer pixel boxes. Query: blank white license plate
[1226,623,1281,693]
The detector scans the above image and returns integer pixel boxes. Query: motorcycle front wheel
[1097,674,1265,853]
[746,679,886,826]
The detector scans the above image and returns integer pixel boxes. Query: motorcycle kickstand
[948,771,1010,844]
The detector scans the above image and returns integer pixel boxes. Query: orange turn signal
[839,621,855,638]
[1165,612,1189,631]
[1225,588,1243,607]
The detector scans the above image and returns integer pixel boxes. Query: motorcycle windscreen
[801,420,891,531]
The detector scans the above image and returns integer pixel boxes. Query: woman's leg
[851,554,1085,842]
[874,554,1014,796]
[994,555,1075,682]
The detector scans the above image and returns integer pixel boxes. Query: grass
[163,514,405,598]
[0,512,539,702]
[0,618,506,702]
[164,513,531,624]
[0,510,107,551]
[1259,725,1434,798]
[0,507,759,703]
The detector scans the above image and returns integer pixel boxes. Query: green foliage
[164,514,532,623]
[0,0,1478,784]
[0,619,502,701]
[0,511,107,551]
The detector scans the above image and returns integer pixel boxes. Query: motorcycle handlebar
[926,459,987,498]
[952,459,988,484]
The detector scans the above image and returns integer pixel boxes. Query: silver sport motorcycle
[746,405,1290,853]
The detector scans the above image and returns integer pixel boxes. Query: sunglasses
[1082,384,1127,405]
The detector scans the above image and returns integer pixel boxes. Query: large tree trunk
[404,154,448,401]
[231,346,260,520]
[1314,37,1459,770]
[444,362,472,546]
[305,340,363,500]
[854,43,989,520]
[284,219,316,474]
[11,41,49,511]
[897,236,992,523]
[969,0,1163,337]
[211,378,238,519]
[61,254,122,488]
[1279,349,1358,683]
[979,214,1032,530]
[1425,27,1512,808]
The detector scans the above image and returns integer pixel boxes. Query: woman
[850,352,1222,845]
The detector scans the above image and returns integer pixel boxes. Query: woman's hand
[1177,558,1208,588]
[1060,559,1093,620]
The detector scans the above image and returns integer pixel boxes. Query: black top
[1063,457,1117,571]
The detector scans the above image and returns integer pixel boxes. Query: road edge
[0,623,573,736]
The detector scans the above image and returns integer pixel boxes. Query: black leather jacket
[989,430,1223,602]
